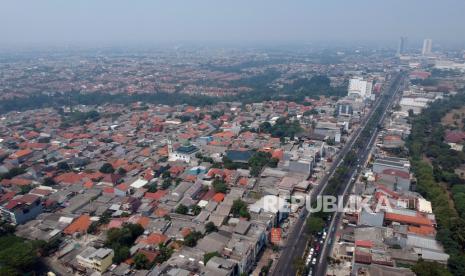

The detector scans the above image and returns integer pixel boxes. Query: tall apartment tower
[422,39,433,56]
[397,36,407,56]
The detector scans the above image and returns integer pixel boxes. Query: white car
[311,258,317,265]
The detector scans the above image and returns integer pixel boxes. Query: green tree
[412,259,451,276]
[191,205,202,216]
[117,167,127,176]
[175,204,189,215]
[57,161,70,171]
[205,222,218,233]
[147,183,158,193]
[113,246,130,264]
[134,253,151,269]
[154,244,173,264]
[306,217,324,235]
[184,231,203,247]
[212,178,228,193]
[42,177,56,186]
[231,199,250,219]
[99,162,115,174]
[161,178,172,190]
[87,221,99,234]
[0,235,39,274]
[204,251,220,264]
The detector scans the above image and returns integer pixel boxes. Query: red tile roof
[9,149,32,159]
[138,233,168,246]
[355,240,373,248]
[380,169,409,179]
[144,190,168,201]
[212,193,225,203]
[64,214,92,235]
[384,212,433,227]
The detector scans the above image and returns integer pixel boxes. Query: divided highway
[271,72,405,276]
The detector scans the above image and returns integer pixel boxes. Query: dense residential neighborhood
[0,45,465,276]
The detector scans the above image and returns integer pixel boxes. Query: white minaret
[167,139,173,155]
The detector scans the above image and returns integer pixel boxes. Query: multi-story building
[0,194,43,224]
[348,77,373,99]
[422,39,433,56]
[76,247,114,274]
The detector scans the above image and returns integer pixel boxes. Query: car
[309,248,314,254]
[311,258,317,265]
[319,239,323,244]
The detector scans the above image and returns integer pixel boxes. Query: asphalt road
[271,72,405,276]
[314,72,405,276]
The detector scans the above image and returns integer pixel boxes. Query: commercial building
[348,77,373,99]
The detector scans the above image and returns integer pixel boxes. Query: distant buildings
[397,36,408,56]
[422,39,433,56]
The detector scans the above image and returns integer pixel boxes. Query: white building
[168,140,199,163]
[399,97,431,114]
[422,39,433,56]
[348,77,372,99]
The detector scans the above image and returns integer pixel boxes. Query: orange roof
[64,214,91,235]
[137,249,159,263]
[116,183,129,191]
[9,178,32,186]
[272,149,284,160]
[213,131,235,139]
[184,175,197,183]
[138,233,168,246]
[9,149,32,159]
[384,212,433,227]
[54,172,85,185]
[140,147,151,157]
[180,227,192,238]
[355,240,373,248]
[207,168,235,182]
[169,166,185,175]
[83,181,94,189]
[238,177,248,186]
[157,146,169,157]
[145,190,168,201]
[137,216,150,229]
[212,193,225,203]
[153,207,169,218]
[408,225,436,236]
[108,218,127,229]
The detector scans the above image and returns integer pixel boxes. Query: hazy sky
[1,0,464,47]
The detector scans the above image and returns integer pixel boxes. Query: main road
[271,71,405,276]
